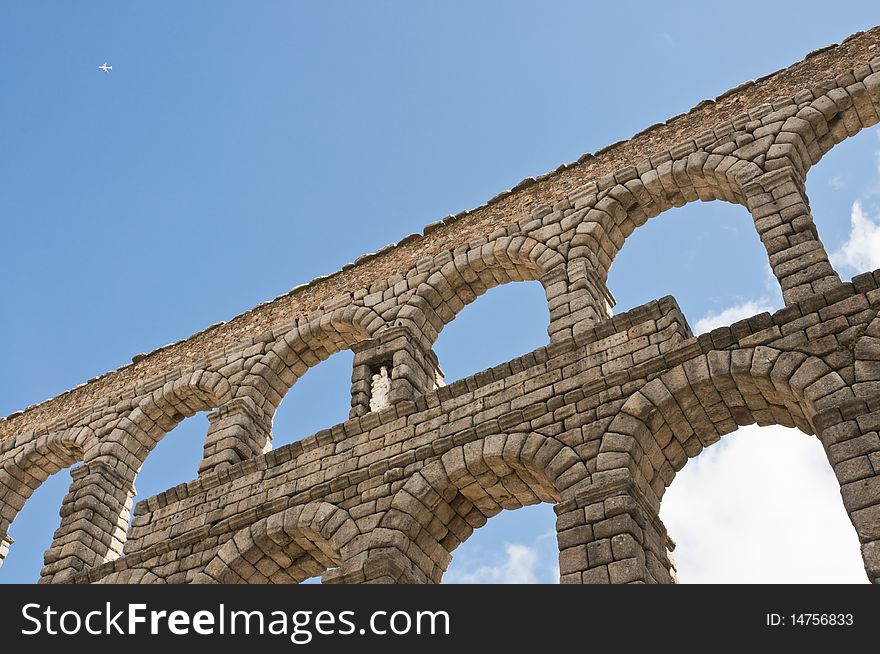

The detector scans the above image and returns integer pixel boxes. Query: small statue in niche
[369,365,391,412]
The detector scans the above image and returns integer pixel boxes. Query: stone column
[39,458,136,583]
[742,167,840,304]
[0,534,12,569]
[554,471,675,584]
[815,401,880,584]
[199,397,273,476]
[546,261,615,344]
[349,325,444,419]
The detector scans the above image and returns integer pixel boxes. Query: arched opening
[443,504,558,583]
[600,348,874,583]
[607,200,783,333]
[194,502,357,584]
[129,413,209,519]
[0,426,90,583]
[380,433,588,583]
[271,349,354,447]
[660,424,866,583]
[397,236,563,347]
[432,281,549,383]
[806,125,880,278]
[0,469,70,583]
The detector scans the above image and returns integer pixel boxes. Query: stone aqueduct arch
[104,501,362,586]
[0,425,95,566]
[361,434,591,584]
[2,28,880,584]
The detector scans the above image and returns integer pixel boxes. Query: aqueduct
[3,27,880,584]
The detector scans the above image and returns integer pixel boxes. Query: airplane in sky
[98,62,112,72]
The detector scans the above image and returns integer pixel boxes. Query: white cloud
[660,425,867,583]
[830,200,880,274]
[829,175,846,191]
[695,298,775,333]
[444,543,541,584]
[444,522,560,584]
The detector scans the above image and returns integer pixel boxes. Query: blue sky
[2,2,879,583]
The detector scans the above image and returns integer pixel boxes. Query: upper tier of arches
[3,47,880,584]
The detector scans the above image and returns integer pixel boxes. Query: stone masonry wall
[2,26,880,584]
